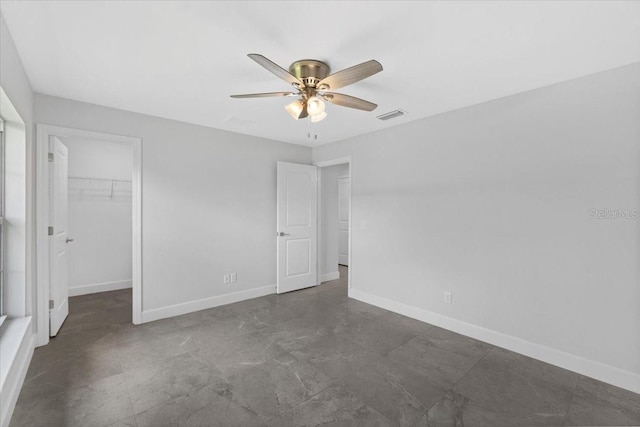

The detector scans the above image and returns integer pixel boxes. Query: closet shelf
[68,176,132,199]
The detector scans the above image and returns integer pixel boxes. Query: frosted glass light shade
[285,100,307,120]
[306,96,325,116]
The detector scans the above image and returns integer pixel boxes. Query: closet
[63,138,133,297]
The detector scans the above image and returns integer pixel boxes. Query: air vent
[376,109,406,121]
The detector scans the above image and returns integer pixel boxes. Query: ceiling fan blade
[230,92,298,98]
[317,60,382,91]
[248,54,304,87]
[321,93,378,111]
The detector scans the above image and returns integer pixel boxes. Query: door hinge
[49,300,54,309]
[48,152,54,162]
[48,226,54,236]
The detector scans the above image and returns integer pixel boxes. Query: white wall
[62,137,133,295]
[312,63,640,393]
[320,165,340,282]
[34,94,311,320]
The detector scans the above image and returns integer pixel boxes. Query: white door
[338,177,350,266]
[277,162,318,293]
[49,136,70,336]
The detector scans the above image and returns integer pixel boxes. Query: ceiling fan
[231,54,383,123]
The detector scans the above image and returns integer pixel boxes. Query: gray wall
[35,94,311,313]
[313,63,640,391]
[0,14,32,133]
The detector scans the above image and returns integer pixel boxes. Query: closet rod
[68,176,132,183]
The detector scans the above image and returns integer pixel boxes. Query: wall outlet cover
[444,291,452,304]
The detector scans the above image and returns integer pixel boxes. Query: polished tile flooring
[11,267,640,426]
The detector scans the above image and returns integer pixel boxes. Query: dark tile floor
[11,266,640,426]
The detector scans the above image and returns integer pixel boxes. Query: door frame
[337,175,350,266]
[314,156,352,290]
[35,124,142,346]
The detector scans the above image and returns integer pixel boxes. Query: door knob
[278,232,291,237]
[66,238,75,243]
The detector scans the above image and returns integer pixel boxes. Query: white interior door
[338,177,350,266]
[49,136,69,336]
[277,162,317,293]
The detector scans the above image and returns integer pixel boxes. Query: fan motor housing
[289,60,330,87]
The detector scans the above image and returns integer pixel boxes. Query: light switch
[360,220,368,229]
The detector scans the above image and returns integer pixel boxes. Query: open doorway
[36,125,141,346]
[55,136,134,334]
[318,161,350,290]
[64,137,133,297]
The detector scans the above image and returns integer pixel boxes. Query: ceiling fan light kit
[231,54,383,123]
[306,96,325,115]
[285,100,307,120]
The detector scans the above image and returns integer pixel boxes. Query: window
[0,116,4,320]
[0,116,5,320]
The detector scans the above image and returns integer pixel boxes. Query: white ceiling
[1,1,639,146]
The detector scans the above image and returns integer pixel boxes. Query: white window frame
[0,87,35,427]
[0,116,5,324]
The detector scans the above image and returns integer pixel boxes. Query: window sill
[0,316,32,391]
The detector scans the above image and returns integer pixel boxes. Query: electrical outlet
[360,220,368,229]
[230,273,237,282]
[444,291,452,304]
[224,274,231,284]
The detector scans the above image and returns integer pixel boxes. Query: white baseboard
[320,271,340,283]
[0,318,35,427]
[349,288,640,394]
[141,285,276,323]
[69,279,132,297]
